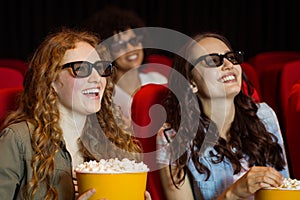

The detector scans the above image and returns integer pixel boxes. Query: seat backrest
[0,87,23,126]
[279,60,300,130]
[0,58,28,75]
[0,67,24,89]
[248,51,300,77]
[241,62,262,101]
[285,81,300,179]
[142,54,173,79]
[248,51,300,126]
[131,84,169,200]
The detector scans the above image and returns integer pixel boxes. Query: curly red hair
[2,27,141,199]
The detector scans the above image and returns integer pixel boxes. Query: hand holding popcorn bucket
[75,158,149,200]
[255,178,300,200]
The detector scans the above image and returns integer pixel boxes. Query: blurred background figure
[83,5,169,126]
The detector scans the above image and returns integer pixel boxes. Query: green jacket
[0,121,75,199]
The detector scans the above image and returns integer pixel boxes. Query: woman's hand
[145,191,152,200]
[77,188,96,200]
[218,166,284,200]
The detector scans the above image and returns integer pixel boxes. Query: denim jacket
[157,103,290,200]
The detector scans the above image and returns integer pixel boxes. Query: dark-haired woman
[156,32,289,200]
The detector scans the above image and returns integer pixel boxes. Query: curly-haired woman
[0,28,151,200]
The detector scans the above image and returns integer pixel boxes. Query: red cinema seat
[285,81,300,179]
[248,51,300,125]
[0,67,24,89]
[279,60,300,130]
[132,54,173,200]
[143,54,173,79]
[131,84,169,200]
[0,58,28,75]
[241,62,262,101]
[248,51,300,77]
[259,62,284,116]
[0,87,23,126]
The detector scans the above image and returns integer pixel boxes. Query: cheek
[54,75,75,96]
[136,43,143,51]
[112,52,122,60]
[73,79,84,92]
[236,66,243,85]
[238,66,242,78]
[137,48,144,59]
[102,79,108,97]
[61,76,85,98]
[194,68,217,85]
[114,57,123,67]
[62,80,77,102]
[193,68,220,96]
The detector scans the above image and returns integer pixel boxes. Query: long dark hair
[165,32,285,186]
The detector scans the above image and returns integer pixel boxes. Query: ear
[52,82,58,93]
[52,78,61,94]
[190,80,198,93]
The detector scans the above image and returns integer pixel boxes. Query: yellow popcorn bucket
[75,171,148,200]
[255,188,300,200]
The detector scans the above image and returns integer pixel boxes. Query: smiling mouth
[220,75,236,83]
[126,53,138,61]
[82,88,100,97]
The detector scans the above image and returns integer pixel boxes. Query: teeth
[221,75,235,82]
[127,54,137,60]
[82,88,100,94]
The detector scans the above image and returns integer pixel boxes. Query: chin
[226,89,240,97]
[86,106,101,114]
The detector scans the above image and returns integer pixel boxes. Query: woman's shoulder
[0,121,34,157]
[256,102,277,119]
[1,121,32,141]
[256,102,281,133]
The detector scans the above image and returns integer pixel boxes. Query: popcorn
[277,178,300,190]
[75,158,149,173]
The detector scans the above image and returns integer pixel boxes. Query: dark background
[0,0,299,62]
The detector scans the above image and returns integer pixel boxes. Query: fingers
[261,170,283,187]
[229,166,284,199]
[245,166,284,193]
[145,191,152,200]
[162,123,171,129]
[77,188,96,200]
[249,166,284,186]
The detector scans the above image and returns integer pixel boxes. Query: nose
[88,68,101,82]
[221,58,234,70]
[125,41,136,51]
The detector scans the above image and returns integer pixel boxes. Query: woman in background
[83,5,168,126]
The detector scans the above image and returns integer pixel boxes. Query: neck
[58,103,86,170]
[201,97,235,140]
[58,103,86,142]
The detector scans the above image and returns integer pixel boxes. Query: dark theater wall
[0,0,299,61]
